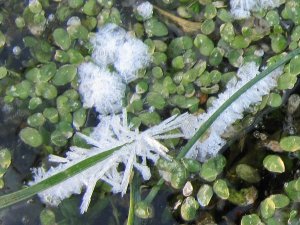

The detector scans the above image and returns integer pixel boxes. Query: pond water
[0,0,300,224]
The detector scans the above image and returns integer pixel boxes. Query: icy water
[1,0,300,224]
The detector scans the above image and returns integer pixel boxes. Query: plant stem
[127,174,136,225]
[153,5,201,33]
[144,48,300,204]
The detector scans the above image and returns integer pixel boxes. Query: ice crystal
[230,0,281,19]
[78,23,151,114]
[183,62,283,161]
[30,111,189,213]
[90,23,150,83]
[78,62,126,115]
[136,1,153,20]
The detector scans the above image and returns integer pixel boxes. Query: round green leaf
[196,184,213,207]
[241,214,263,225]
[0,67,7,79]
[236,164,261,183]
[53,28,71,50]
[20,127,43,147]
[52,64,77,86]
[280,136,300,152]
[263,155,285,173]
[213,179,229,200]
[269,194,290,208]
[260,198,275,219]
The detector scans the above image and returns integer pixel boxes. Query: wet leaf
[280,136,300,152]
[53,28,71,50]
[289,55,300,75]
[180,197,199,221]
[52,64,77,86]
[20,127,43,147]
[197,184,213,207]
[0,148,11,170]
[0,67,7,79]
[263,155,285,173]
[144,18,168,37]
[236,164,261,183]
[260,198,275,219]
[40,209,56,225]
[241,214,263,225]
[269,194,290,208]
[213,179,229,200]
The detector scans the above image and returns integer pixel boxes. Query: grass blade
[145,48,300,203]
[0,143,127,209]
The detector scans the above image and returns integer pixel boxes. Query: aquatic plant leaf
[263,155,285,173]
[280,136,300,152]
[180,197,199,221]
[19,127,43,147]
[269,194,290,208]
[241,214,263,225]
[260,198,275,219]
[196,184,213,207]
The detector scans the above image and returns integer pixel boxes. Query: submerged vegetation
[0,0,300,224]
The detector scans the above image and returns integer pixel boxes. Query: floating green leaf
[197,184,213,207]
[52,64,77,86]
[53,28,71,50]
[260,198,275,219]
[263,155,285,173]
[280,136,300,152]
[269,194,290,208]
[213,179,229,200]
[236,164,261,183]
[19,127,43,147]
[241,214,263,225]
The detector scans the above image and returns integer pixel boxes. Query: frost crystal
[230,0,281,19]
[78,62,126,114]
[114,37,150,83]
[136,2,153,20]
[30,111,189,213]
[90,23,151,83]
[183,62,283,161]
[78,23,151,114]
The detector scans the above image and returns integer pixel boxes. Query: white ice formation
[30,111,189,213]
[78,23,151,114]
[230,0,282,19]
[136,1,153,20]
[78,62,126,115]
[90,23,151,83]
[181,62,283,161]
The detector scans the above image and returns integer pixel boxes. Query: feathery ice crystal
[90,23,151,83]
[78,62,126,114]
[30,111,189,213]
[230,0,281,19]
[78,23,151,114]
[182,62,283,161]
[136,1,153,20]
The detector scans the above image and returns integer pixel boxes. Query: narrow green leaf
[145,48,300,203]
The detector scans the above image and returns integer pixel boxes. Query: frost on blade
[90,23,151,83]
[184,62,283,161]
[78,62,126,115]
[136,1,153,20]
[30,111,190,213]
